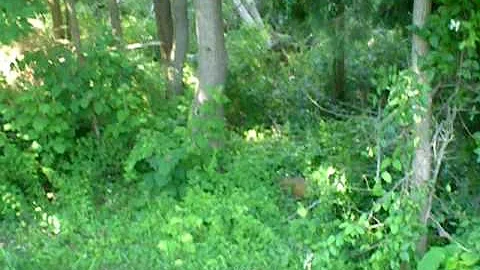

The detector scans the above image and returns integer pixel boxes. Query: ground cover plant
[1,0,480,269]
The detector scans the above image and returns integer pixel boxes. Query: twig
[429,216,471,253]
[374,175,410,206]
[125,41,162,50]
[431,107,456,184]
[305,92,353,118]
[375,103,382,183]
[459,114,474,138]
[287,199,321,221]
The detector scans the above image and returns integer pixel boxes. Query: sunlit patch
[174,259,184,266]
[46,192,55,200]
[448,19,461,32]
[157,240,168,252]
[0,45,22,85]
[27,18,45,31]
[244,129,264,142]
[368,37,375,47]
[335,173,347,193]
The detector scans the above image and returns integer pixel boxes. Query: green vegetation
[1,0,479,269]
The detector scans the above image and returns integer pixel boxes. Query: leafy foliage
[1,0,480,269]
[0,0,45,44]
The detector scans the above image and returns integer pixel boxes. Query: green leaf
[31,141,41,151]
[297,205,308,218]
[429,35,440,48]
[39,104,51,114]
[381,171,392,183]
[33,118,48,132]
[52,140,66,154]
[94,102,105,114]
[3,123,13,131]
[372,181,384,197]
[80,97,90,109]
[417,247,446,270]
[381,158,391,170]
[390,223,399,234]
[393,159,402,171]
[460,252,479,266]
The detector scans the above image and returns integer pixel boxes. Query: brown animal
[279,177,307,199]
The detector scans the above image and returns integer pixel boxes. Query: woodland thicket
[1,0,479,269]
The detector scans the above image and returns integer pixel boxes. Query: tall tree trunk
[108,0,123,42]
[233,0,271,49]
[153,0,173,63]
[48,0,65,39]
[333,2,345,101]
[64,1,72,41]
[64,0,83,62]
[233,0,256,26]
[170,0,188,95]
[244,0,264,27]
[411,0,432,256]
[192,0,228,148]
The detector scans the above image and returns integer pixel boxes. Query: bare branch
[430,216,471,252]
[125,41,163,50]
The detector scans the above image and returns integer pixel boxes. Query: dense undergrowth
[1,1,480,269]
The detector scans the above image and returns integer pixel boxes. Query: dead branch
[429,216,471,252]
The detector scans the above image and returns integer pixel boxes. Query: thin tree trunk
[333,3,345,101]
[108,0,123,42]
[233,0,256,26]
[411,0,432,257]
[64,0,83,62]
[192,0,227,148]
[233,0,264,27]
[244,0,264,27]
[153,0,173,63]
[233,0,271,47]
[64,2,72,40]
[170,0,188,95]
[48,0,65,39]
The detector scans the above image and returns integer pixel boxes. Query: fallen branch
[125,41,162,50]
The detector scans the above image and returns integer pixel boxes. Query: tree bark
[108,0,123,42]
[233,0,264,27]
[170,0,188,95]
[64,1,72,40]
[244,0,264,27]
[64,0,83,62]
[153,0,173,63]
[192,0,228,148]
[233,0,256,26]
[48,0,65,39]
[411,0,432,257]
[333,2,345,101]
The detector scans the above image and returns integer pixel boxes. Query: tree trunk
[333,2,345,101]
[192,0,228,148]
[233,0,264,27]
[153,0,173,63]
[108,0,123,42]
[233,0,256,26]
[411,0,432,257]
[48,0,65,39]
[64,1,72,40]
[244,0,264,27]
[64,0,83,62]
[170,0,188,95]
